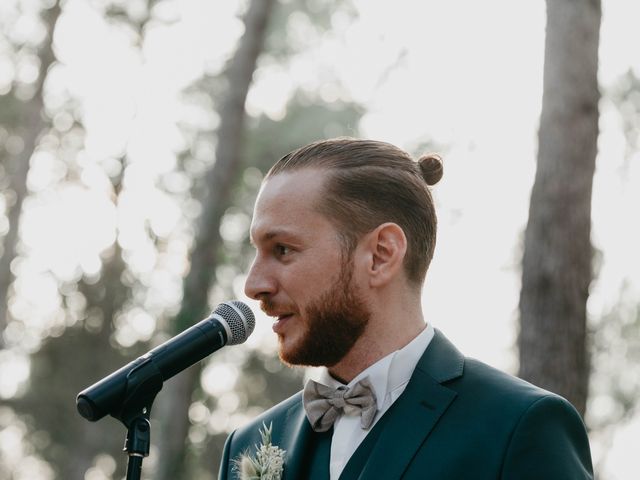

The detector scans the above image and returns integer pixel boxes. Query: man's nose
[244,256,276,300]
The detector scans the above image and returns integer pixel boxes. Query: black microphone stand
[111,357,165,480]
[123,413,151,480]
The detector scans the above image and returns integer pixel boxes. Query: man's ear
[362,222,407,288]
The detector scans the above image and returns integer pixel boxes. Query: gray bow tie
[303,377,378,433]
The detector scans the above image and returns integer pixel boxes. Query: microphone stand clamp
[112,356,165,480]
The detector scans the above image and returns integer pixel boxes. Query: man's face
[245,169,370,367]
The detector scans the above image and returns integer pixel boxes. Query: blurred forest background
[0,0,639,479]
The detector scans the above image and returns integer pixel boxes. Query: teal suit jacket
[219,330,593,479]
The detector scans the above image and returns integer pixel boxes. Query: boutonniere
[234,422,286,480]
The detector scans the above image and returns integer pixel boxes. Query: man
[219,138,593,479]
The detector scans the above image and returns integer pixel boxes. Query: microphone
[76,300,255,422]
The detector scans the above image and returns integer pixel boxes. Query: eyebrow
[250,228,297,245]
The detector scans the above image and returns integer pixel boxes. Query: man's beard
[262,259,371,368]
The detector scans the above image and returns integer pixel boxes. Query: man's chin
[277,351,304,368]
[278,353,326,368]
[277,340,319,368]
[276,337,300,366]
[277,340,346,368]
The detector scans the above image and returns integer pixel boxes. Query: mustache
[259,298,275,315]
[258,297,296,317]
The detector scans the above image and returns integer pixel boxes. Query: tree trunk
[0,1,61,345]
[154,1,276,478]
[518,0,601,417]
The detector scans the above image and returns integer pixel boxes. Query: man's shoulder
[462,356,551,397]
[452,355,579,421]
[402,341,593,478]
[422,329,577,420]
[425,329,565,410]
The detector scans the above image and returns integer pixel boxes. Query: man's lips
[261,309,294,319]
[272,313,295,334]
[260,304,295,321]
[259,300,298,333]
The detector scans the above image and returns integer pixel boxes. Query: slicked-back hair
[266,138,442,286]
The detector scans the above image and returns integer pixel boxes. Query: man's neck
[328,315,426,383]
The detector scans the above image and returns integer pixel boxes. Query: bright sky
[2,0,640,478]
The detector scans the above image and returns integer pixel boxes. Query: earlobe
[367,223,407,287]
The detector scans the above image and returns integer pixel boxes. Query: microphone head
[213,300,255,345]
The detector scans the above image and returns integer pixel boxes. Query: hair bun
[418,153,443,186]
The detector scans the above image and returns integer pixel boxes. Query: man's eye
[275,245,291,256]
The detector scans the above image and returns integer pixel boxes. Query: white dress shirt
[313,322,435,480]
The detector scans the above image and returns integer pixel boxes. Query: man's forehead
[259,169,325,199]
[254,170,326,212]
[250,169,329,241]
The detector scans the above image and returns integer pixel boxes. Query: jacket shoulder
[425,330,560,409]
[418,352,592,478]
[462,357,553,398]
[453,356,574,417]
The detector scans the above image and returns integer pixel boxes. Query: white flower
[234,422,286,480]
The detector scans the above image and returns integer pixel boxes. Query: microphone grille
[214,301,255,345]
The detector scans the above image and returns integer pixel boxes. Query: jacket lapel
[279,396,314,480]
[350,329,465,480]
